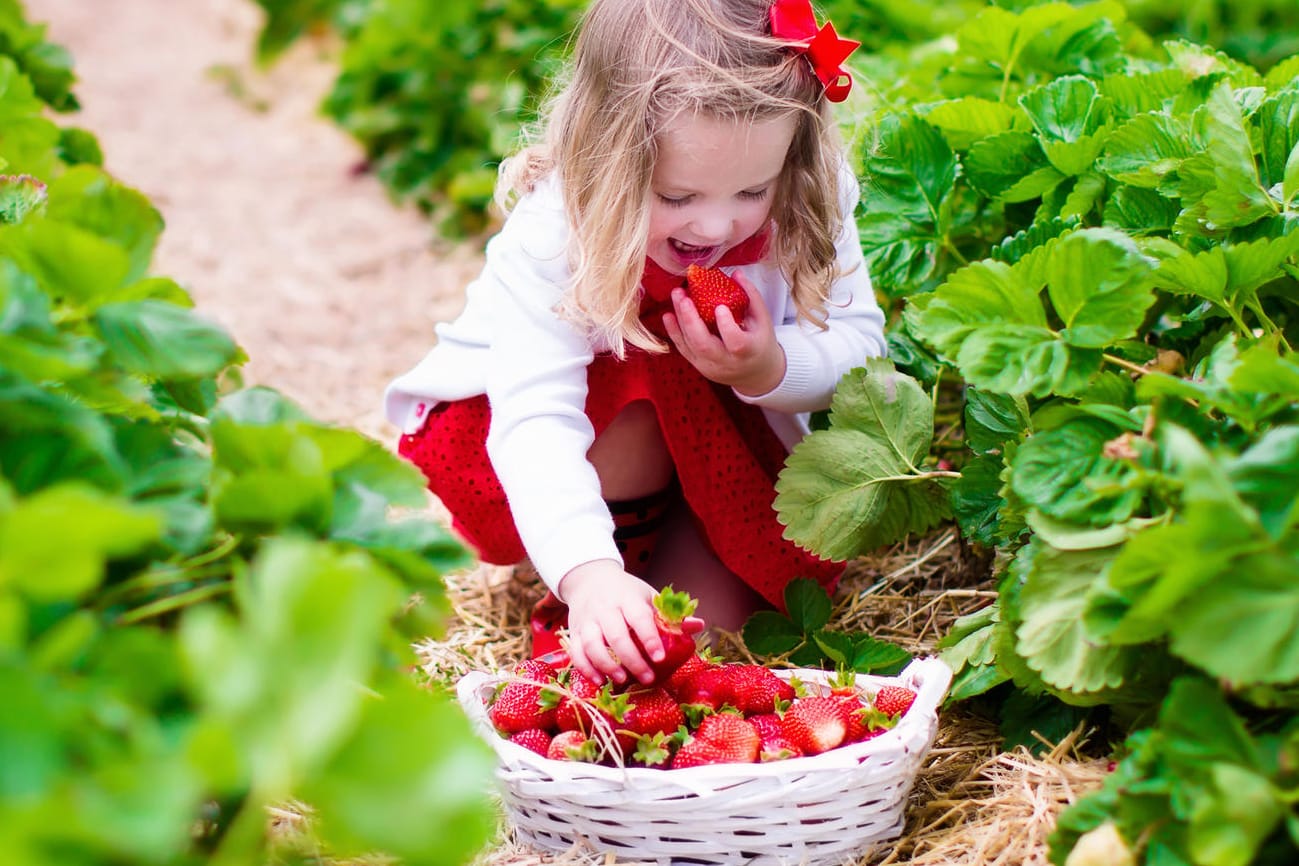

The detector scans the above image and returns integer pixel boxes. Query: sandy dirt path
[36,0,481,444]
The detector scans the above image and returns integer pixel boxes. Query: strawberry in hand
[631,586,702,684]
[685,265,749,332]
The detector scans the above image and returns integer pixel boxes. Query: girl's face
[646,111,797,274]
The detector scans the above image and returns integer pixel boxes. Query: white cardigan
[385,168,886,596]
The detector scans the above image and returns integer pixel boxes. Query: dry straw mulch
[420,529,1112,866]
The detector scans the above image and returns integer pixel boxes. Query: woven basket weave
[457,656,952,866]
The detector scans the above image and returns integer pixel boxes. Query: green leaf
[784,577,832,633]
[180,538,405,791]
[956,324,1102,397]
[94,301,240,380]
[965,131,1059,200]
[1011,417,1143,527]
[45,167,162,283]
[775,360,951,560]
[0,219,132,306]
[923,96,1018,150]
[1195,83,1274,229]
[906,257,1047,357]
[1189,763,1286,866]
[741,609,804,657]
[0,484,163,602]
[964,388,1031,454]
[1046,228,1155,348]
[302,677,496,866]
[1014,537,1139,697]
[1098,113,1195,189]
[849,633,912,674]
[1019,75,1101,145]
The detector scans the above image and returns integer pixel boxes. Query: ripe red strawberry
[685,265,749,329]
[631,586,700,684]
[781,696,849,755]
[873,685,917,718]
[664,653,714,701]
[509,728,553,756]
[488,660,561,734]
[746,713,783,742]
[676,664,736,712]
[556,669,606,732]
[615,686,686,754]
[671,736,728,769]
[695,713,760,763]
[728,664,796,715]
[547,730,598,762]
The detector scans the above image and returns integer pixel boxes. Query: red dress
[397,240,842,611]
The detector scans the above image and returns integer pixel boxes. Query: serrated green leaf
[783,577,832,633]
[951,452,1004,545]
[1101,185,1179,234]
[1020,76,1101,145]
[1047,228,1155,348]
[302,677,496,866]
[0,219,132,306]
[741,609,803,657]
[906,257,1047,358]
[956,324,1102,397]
[1015,537,1137,696]
[1197,83,1273,228]
[0,173,45,225]
[46,167,162,283]
[813,629,852,666]
[1189,763,1285,866]
[0,483,163,602]
[923,97,1018,151]
[94,301,240,380]
[1011,417,1142,526]
[775,361,951,560]
[849,633,912,674]
[965,131,1053,199]
[965,387,1031,454]
[1098,113,1195,189]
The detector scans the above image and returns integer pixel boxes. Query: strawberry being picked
[631,586,701,684]
[684,264,749,331]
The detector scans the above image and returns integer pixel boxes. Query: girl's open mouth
[669,238,720,267]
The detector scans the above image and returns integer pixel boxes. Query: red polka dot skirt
[396,347,842,611]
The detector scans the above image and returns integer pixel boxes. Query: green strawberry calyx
[653,585,699,624]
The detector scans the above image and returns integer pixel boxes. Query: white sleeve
[737,168,887,414]
[482,197,621,596]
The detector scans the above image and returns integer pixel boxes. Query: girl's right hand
[557,559,670,686]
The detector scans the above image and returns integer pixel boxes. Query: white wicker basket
[456,656,952,866]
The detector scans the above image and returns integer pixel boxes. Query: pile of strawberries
[483,588,918,769]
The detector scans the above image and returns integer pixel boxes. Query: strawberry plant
[762,3,1299,863]
[0,6,496,864]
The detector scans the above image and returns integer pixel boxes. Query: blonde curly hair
[499,0,848,356]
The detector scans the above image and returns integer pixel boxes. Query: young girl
[385,0,885,687]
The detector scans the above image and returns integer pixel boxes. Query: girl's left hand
[662,271,786,396]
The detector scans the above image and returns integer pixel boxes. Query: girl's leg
[586,399,675,499]
[645,505,772,637]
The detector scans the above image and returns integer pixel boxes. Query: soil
[38,0,482,444]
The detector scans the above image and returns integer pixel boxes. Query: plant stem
[1103,353,1149,377]
[115,582,230,625]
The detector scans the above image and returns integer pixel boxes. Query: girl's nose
[690,209,733,244]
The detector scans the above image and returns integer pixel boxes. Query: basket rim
[457,656,952,782]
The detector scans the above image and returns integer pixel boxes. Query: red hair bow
[769,0,860,102]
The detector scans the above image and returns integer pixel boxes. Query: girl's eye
[656,194,691,208]
[739,188,769,201]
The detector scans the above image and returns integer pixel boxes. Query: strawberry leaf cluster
[769,4,1299,863]
[0,9,495,864]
